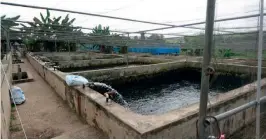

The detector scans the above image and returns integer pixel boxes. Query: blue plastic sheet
[11,86,26,105]
[77,44,181,55]
[113,46,181,55]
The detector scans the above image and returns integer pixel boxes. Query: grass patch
[11,104,16,112]
[9,112,21,133]
[10,113,16,120]
[181,46,266,60]
[213,49,266,59]
[9,126,21,132]
[231,51,266,59]
[182,48,266,60]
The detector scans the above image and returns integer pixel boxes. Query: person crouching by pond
[86,82,127,106]
[104,90,117,103]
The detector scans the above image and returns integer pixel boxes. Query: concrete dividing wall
[64,86,143,138]
[1,53,12,138]
[58,58,132,68]
[71,60,266,83]
[27,54,66,100]
[27,53,144,138]
[71,61,185,82]
[58,56,170,69]
[186,61,266,76]
[42,53,122,61]
[27,53,266,138]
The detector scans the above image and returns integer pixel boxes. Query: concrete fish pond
[38,52,123,61]
[58,62,151,72]
[63,67,254,115]
[37,52,171,72]
[111,68,254,115]
[27,52,266,138]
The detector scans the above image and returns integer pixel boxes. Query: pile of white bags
[11,86,26,105]
[65,75,89,86]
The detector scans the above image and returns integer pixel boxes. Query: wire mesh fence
[1,0,266,138]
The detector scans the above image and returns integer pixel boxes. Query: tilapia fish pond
[104,68,255,115]
[28,53,266,138]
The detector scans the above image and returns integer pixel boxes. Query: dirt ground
[9,59,107,139]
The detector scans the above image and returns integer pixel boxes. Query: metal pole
[140,32,145,40]
[6,30,11,60]
[1,2,264,33]
[126,33,130,67]
[75,35,77,51]
[0,2,191,27]
[68,40,70,54]
[5,30,9,60]
[256,0,264,138]
[138,13,266,33]
[198,0,216,138]
[54,39,57,52]
[215,96,266,121]
[6,31,10,51]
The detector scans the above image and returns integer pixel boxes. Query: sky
[0,0,264,37]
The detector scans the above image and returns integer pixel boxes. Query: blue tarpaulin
[11,86,26,105]
[116,45,181,55]
[79,44,181,55]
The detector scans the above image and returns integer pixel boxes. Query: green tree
[90,24,113,53]
[1,15,20,30]
[90,25,131,54]
[183,33,205,56]
[133,36,139,40]
[1,15,21,54]
[184,33,205,49]
[147,34,164,40]
[91,24,110,36]
[22,9,81,52]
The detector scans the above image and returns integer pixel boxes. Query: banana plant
[90,24,113,53]
[90,25,128,54]
[24,9,81,52]
[27,10,79,34]
[1,15,20,30]
[91,24,110,36]
[1,15,22,55]
[1,15,22,46]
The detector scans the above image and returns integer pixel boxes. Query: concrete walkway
[10,59,107,139]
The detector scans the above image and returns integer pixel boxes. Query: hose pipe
[104,93,110,103]
[205,66,215,76]
[196,116,221,139]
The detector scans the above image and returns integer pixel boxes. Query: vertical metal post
[6,30,10,50]
[140,32,145,40]
[54,39,57,52]
[198,0,216,138]
[75,35,77,52]
[126,33,130,66]
[256,0,264,138]
[6,30,10,60]
[68,40,70,54]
